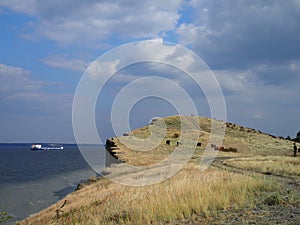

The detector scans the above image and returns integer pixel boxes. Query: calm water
[0,144,105,224]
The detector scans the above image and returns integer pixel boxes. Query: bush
[172,133,180,138]
[264,192,283,206]
[0,212,13,223]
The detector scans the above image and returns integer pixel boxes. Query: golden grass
[223,126,292,156]
[18,115,295,224]
[224,156,300,181]
[18,165,278,225]
[115,116,293,166]
[113,116,211,166]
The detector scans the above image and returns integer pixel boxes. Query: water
[0,144,105,224]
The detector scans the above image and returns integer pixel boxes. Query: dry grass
[18,115,295,224]
[115,116,294,166]
[114,116,212,166]
[18,165,278,225]
[223,126,292,156]
[224,156,300,181]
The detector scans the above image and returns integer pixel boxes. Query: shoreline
[15,116,300,224]
[0,167,98,224]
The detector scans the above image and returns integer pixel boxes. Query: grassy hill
[18,116,299,225]
[108,115,293,165]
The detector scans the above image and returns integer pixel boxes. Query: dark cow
[166,140,170,145]
[214,146,225,151]
[197,142,201,147]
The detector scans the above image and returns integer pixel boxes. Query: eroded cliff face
[105,138,123,167]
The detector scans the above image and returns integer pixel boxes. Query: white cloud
[2,0,300,139]
[174,1,300,135]
[0,0,183,46]
[87,60,120,80]
[177,1,300,68]
[215,65,300,104]
[215,70,259,92]
[0,63,71,114]
[42,55,89,72]
[0,0,37,14]
[0,63,30,76]
[84,39,223,106]
[176,23,212,48]
[0,63,41,94]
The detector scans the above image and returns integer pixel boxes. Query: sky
[0,0,300,143]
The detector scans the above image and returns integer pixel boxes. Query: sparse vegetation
[0,212,13,223]
[18,115,300,224]
[264,192,284,206]
[224,156,300,181]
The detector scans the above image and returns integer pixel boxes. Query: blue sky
[0,0,300,143]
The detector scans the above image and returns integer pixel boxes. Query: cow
[166,140,170,145]
[214,146,225,151]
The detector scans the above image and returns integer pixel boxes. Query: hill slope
[108,115,293,166]
[18,116,299,225]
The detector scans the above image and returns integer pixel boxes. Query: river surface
[0,144,105,224]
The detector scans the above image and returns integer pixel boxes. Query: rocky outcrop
[291,131,300,142]
[105,138,123,167]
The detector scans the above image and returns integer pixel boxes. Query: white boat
[30,144,64,151]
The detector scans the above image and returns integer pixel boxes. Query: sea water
[0,144,105,224]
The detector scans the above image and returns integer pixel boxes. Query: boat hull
[30,144,64,151]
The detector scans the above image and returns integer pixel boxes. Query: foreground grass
[224,156,300,182]
[18,116,296,224]
[19,165,278,225]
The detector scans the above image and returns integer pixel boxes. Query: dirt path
[211,156,300,190]
[171,156,300,225]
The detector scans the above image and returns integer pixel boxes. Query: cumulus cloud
[174,1,300,135]
[87,59,120,80]
[0,0,183,46]
[215,67,299,104]
[1,0,300,139]
[0,63,71,114]
[213,64,300,136]
[83,39,224,110]
[177,0,300,69]
[0,63,41,95]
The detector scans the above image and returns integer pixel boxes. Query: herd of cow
[165,140,237,152]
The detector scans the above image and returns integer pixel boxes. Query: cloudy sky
[0,0,300,143]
